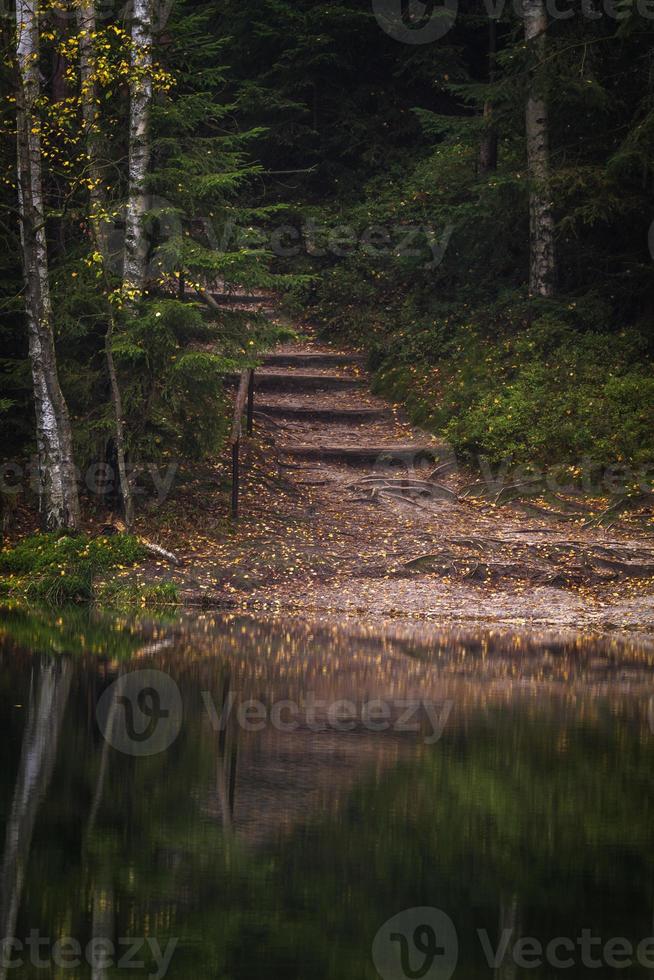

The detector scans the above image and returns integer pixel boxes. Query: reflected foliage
[0,618,653,977]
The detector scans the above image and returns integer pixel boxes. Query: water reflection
[1,613,654,977]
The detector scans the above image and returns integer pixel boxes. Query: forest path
[154,318,654,634]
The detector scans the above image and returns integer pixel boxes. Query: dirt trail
[150,322,654,634]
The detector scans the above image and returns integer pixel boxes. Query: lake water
[1,609,654,978]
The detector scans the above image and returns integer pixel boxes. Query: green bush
[316,276,654,469]
[0,533,147,605]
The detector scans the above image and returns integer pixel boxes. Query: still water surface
[1,609,654,978]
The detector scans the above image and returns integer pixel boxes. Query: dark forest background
[2,0,654,527]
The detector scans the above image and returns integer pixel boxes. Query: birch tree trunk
[15,0,81,530]
[77,0,134,527]
[524,0,556,297]
[122,0,152,298]
[0,660,72,980]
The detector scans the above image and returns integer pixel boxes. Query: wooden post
[246,369,254,435]
[231,438,239,519]
[229,368,252,520]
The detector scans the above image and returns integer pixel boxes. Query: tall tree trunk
[77,0,134,527]
[494,893,520,980]
[479,20,498,176]
[90,885,115,980]
[77,0,110,260]
[0,660,72,980]
[15,0,81,530]
[51,9,71,105]
[122,0,152,298]
[524,0,556,297]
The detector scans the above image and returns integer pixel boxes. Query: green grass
[95,577,180,610]
[0,533,178,608]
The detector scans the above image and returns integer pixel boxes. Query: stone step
[226,372,364,393]
[256,405,390,423]
[263,352,366,369]
[277,444,446,467]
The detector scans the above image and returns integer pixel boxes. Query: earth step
[277,444,447,466]
[226,372,363,393]
[210,292,275,305]
[256,405,391,422]
[263,352,366,369]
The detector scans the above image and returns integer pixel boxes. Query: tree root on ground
[400,536,654,586]
[346,476,459,505]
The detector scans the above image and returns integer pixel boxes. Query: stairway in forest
[196,304,654,627]
[253,338,445,471]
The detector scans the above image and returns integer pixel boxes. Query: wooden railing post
[247,369,254,436]
[231,437,240,519]
[229,368,253,520]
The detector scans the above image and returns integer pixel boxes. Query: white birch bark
[15,0,80,530]
[0,660,72,979]
[524,0,557,297]
[122,0,153,298]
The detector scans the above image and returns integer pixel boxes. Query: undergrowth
[0,533,178,608]
[307,275,654,472]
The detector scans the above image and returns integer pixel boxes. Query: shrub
[0,533,147,605]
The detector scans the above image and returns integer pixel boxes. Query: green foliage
[3,0,654,517]
[95,578,179,609]
[1,0,300,528]
[0,533,146,605]
[440,318,654,466]
[0,604,153,657]
[294,53,654,471]
[114,298,235,461]
[363,296,654,467]
[2,637,652,979]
